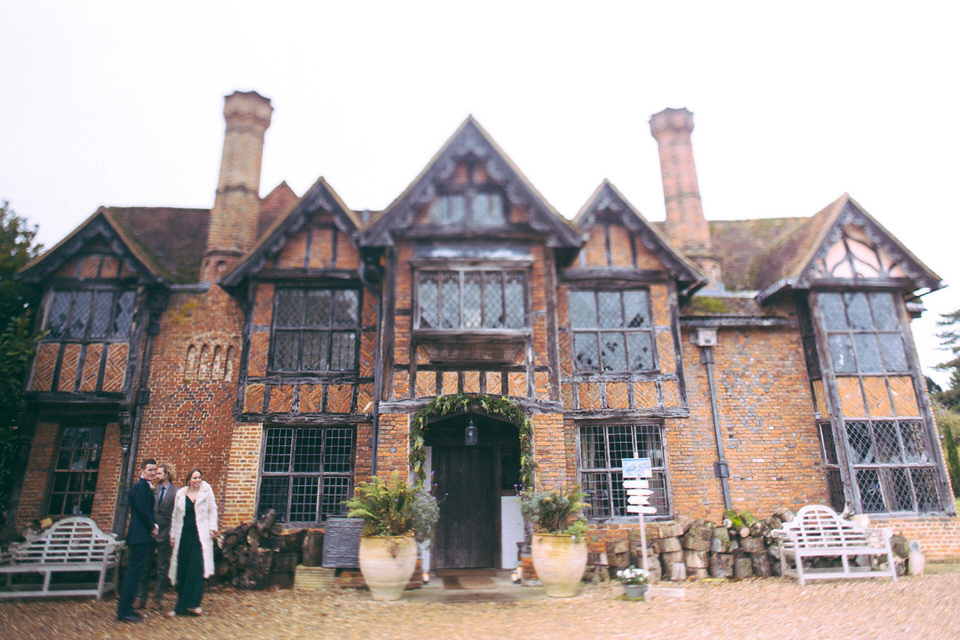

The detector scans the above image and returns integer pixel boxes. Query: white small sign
[622,458,652,478]
[626,488,654,497]
[627,495,650,505]
[623,479,649,489]
[627,505,658,514]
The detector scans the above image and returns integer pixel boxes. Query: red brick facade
[13,96,957,564]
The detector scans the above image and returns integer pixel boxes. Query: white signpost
[622,458,653,574]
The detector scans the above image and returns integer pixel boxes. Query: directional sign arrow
[627,495,650,505]
[623,479,649,489]
[626,505,658,514]
[626,488,654,497]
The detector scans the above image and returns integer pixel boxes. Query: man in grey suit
[136,462,178,610]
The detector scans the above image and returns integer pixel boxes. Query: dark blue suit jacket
[126,477,157,545]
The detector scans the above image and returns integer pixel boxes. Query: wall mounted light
[465,417,478,446]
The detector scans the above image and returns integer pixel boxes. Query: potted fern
[520,485,589,597]
[344,472,439,601]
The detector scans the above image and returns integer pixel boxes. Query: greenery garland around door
[409,393,534,490]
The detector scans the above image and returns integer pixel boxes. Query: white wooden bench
[0,516,124,599]
[771,504,897,585]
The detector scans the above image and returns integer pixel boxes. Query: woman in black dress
[168,468,218,616]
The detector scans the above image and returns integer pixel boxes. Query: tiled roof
[106,207,210,283]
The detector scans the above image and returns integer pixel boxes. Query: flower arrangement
[519,485,589,540]
[344,472,439,545]
[616,565,650,585]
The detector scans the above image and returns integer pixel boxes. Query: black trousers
[117,542,149,617]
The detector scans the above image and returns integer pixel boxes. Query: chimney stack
[201,91,273,283]
[650,107,721,290]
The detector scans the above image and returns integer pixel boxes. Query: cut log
[660,551,685,581]
[684,549,708,569]
[773,507,795,523]
[682,521,714,551]
[660,537,682,553]
[709,552,734,578]
[739,535,766,554]
[302,531,324,567]
[236,548,274,590]
[750,551,771,577]
[733,555,753,578]
[712,526,731,552]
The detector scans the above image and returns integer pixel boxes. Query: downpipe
[701,345,732,510]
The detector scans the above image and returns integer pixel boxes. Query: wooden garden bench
[771,504,897,585]
[0,516,124,599]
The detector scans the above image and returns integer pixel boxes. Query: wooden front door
[432,446,497,569]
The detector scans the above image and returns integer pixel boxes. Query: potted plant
[617,564,650,599]
[345,472,439,601]
[520,485,589,597]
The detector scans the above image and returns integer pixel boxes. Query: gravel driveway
[2,570,958,639]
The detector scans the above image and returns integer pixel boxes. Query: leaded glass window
[427,190,507,227]
[416,270,527,330]
[257,426,354,523]
[844,419,943,513]
[578,423,669,519]
[44,289,135,340]
[48,425,105,517]
[570,290,655,372]
[271,288,360,372]
[818,292,910,374]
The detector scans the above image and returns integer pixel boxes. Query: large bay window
[416,270,527,330]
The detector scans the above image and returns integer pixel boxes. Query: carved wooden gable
[359,117,582,250]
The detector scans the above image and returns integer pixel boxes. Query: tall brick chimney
[200,90,273,283]
[650,107,722,289]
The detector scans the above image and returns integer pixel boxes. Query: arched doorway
[425,413,521,569]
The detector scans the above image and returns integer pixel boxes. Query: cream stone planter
[358,534,417,601]
[531,532,588,597]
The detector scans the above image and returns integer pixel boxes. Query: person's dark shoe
[118,613,143,623]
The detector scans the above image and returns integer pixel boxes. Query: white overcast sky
[2,1,958,384]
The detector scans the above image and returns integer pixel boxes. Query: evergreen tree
[0,201,42,529]
[935,309,960,410]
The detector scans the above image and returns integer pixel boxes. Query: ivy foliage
[409,393,534,489]
[0,201,42,530]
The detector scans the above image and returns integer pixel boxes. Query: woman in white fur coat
[167,469,218,616]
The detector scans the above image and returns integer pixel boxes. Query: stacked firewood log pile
[602,508,911,582]
[216,509,309,589]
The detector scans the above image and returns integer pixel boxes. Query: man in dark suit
[137,462,177,610]
[117,458,158,623]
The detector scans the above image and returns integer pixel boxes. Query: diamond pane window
[258,426,354,523]
[842,419,943,513]
[570,289,655,372]
[271,288,360,372]
[578,423,670,519]
[416,270,528,331]
[44,288,135,342]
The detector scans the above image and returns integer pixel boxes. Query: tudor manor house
[11,91,960,568]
